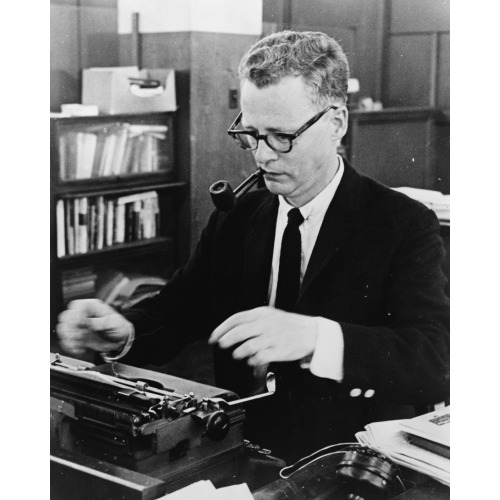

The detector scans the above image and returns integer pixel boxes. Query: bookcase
[50,111,187,335]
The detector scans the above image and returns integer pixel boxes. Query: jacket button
[349,388,362,397]
[364,389,375,398]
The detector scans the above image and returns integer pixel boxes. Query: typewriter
[50,353,277,498]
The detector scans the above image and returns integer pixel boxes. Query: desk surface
[51,445,449,500]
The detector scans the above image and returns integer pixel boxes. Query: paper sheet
[356,419,450,486]
[159,480,253,500]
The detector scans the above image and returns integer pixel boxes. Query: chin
[264,178,290,196]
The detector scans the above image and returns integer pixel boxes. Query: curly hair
[238,30,350,106]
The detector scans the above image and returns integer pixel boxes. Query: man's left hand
[208,306,317,366]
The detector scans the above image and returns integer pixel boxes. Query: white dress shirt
[268,155,345,381]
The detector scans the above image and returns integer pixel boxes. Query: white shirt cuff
[300,317,344,381]
[101,322,135,363]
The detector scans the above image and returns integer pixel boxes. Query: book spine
[133,200,141,241]
[124,203,133,243]
[56,200,66,257]
[73,198,80,253]
[59,136,67,180]
[65,199,75,255]
[96,196,105,250]
[88,198,97,251]
[115,202,125,244]
[153,193,159,238]
[105,199,113,247]
[78,197,88,253]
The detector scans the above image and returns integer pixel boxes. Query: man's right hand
[56,299,134,357]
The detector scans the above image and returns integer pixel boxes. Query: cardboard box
[82,67,176,114]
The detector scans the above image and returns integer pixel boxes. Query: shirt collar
[278,155,345,221]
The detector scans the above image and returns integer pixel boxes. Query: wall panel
[386,34,434,108]
[390,0,450,33]
[190,32,259,243]
[437,33,450,109]
[51,2,80,110]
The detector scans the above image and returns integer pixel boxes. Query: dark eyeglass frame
[227,104,338,153]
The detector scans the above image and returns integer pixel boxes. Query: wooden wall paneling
[386,34,434,108]
[288,0,385,101]
[51,0,120,111]
[189,32,259,248]
[433,117,450,194]
[437,33,450,110]
[50,1,80,111]
[79,0,120,70]
[348,109,437,189]
[356,0,386,102]
[390,0,450,34]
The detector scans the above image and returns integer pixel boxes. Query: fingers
[209,307,266,344]
[210,307,280,365]
[210,307,316,366]
[216,323,261,350]
[247,348,275,367]
[232,336,269,360]
[56,299,131,356]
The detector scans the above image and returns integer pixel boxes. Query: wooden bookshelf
[50,111,187,333]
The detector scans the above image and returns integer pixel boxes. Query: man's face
[240,76,345,207]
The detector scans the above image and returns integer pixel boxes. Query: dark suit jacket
[122,161,450,461]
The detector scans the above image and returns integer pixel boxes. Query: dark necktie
[275,207,305,312]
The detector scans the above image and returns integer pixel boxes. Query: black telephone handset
[277,443,401,500]
[335,445,399,499]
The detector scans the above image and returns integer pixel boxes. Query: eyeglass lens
[234,133,291,152]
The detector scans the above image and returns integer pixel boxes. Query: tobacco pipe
[209,169,263,211]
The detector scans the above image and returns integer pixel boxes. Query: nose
[253,139,278,165]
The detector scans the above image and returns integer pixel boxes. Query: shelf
[56,237,172,268]
[54,177,187,198]
[50,111,185,331]
[50,111,175,125]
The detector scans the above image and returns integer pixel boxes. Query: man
[57,30,449,462]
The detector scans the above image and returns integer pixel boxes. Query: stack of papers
[159,480,253,500]
[392,187,450,222]
[356,407,450,486]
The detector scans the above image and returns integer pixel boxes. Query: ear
[330,105,348,141]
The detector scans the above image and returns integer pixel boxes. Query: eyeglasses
[227,105,338,153]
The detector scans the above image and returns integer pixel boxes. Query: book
[56,200,66,257]
[79,132,97,179]
[91,130,107,178]
[356,417,450,486]
[116,190,157,206]
[62,267,97,302]
[96,196,105,250]
[102,133,118,177]
[65,199,75,255]
[399,406,450,448]
[59,136,67,180]
[62,131,79,180]
[132,200,142,241]
[115,203,126,243]
[106,199,114,247]
[73,198,80,253]
[111,123,130,175]
[78,197,88,253]
[88,198,97,251]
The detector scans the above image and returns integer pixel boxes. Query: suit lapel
[298,162,363,301]
[243,193,279,307]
